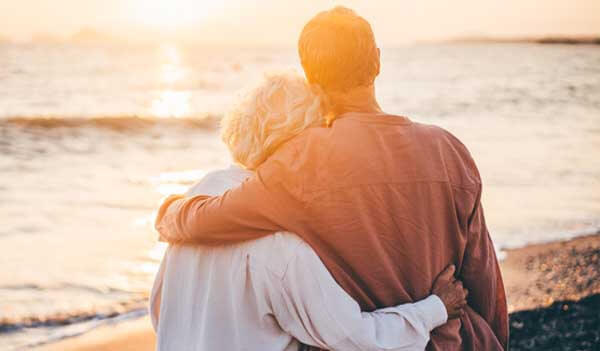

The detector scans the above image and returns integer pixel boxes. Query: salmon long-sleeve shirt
[156,112,508,350]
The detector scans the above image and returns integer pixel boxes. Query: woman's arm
[266,241,466,350]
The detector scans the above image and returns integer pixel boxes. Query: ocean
[0,42,599,349]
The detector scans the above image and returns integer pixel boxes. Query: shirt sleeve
[155,159,306,245]
[267,241,448,351]
[460,184,509,349]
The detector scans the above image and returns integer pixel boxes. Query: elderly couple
[152,6,508,351]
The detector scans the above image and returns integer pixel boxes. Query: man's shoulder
[411,122,482,187]
[412,122,466,147]
[275,126,330,155]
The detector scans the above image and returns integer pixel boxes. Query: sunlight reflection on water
[152,169,208,183]
[151,90,191,118]
[151,169,208,195]
[151,45,191,118]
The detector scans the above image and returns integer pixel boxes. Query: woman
[150,72,467,350]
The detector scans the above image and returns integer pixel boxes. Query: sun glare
[131,0,219,29]
[150,45,191,118]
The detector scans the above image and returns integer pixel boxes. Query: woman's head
[221,72,325,170]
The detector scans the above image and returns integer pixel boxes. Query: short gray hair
[221,72,325,170]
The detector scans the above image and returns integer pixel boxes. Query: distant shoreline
[445,36,600,45]
[2,33,600,46]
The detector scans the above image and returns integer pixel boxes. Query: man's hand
[154,194,185,241]
[432,265,468,319]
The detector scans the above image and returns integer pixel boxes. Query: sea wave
[0,283,148,334]
[0,307,148,351]
[0,282,150,350]
[0,115,221,132]
[0,301,146,334]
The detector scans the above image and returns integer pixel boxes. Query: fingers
[460,287,469,308]
[452,281,469,298]
[452,280,463,293]
[452,283,468,306]
[452,299,468,319]
[436,264,456,283]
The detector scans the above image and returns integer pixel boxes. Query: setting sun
[129,0,221,29]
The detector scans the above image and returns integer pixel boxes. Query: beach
[1,43,598,350]
[1,0,599,348]
[36,233,600,351]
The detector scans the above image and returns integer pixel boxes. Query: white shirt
[150,166,447,351]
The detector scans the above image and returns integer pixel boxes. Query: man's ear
[375,48,381,76]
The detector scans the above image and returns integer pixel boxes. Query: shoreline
[37,233,600,351]
[444,36,600,45]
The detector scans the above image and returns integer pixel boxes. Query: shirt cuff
[414,295,448,331]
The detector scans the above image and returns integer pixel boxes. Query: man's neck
[327,85,383,116]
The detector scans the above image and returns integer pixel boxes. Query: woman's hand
[432,265,469,319]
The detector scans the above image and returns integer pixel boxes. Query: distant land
[69,28,117,44]
[447,35,600,45]
[0,28,220,46]
[2,29,599,47]
[1,28,125,45]
[30,32,62,44]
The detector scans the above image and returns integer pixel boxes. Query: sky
[1,0,599,46]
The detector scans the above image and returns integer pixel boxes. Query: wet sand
[39,233,600,351]
[37,317,154,351]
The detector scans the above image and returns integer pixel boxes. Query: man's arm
[155,164,304,245]
[266,241,466,351]
[460,186,509,349]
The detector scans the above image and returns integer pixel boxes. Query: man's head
[298,7,380,93]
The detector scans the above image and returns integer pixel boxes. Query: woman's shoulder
[186,167,253,197]
[246,232,315,278]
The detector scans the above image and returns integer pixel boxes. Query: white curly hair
[221,71,325,170]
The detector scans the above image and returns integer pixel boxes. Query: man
[156,7,508,350]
